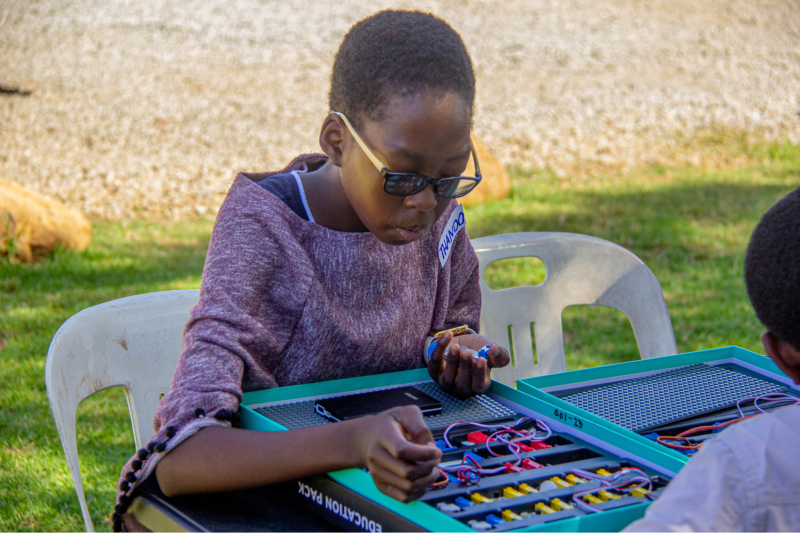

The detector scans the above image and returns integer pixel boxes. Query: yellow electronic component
[549,476,572,488]
[595,469,613,477]
[503,487,524,498]
[599,490,620,501]
[535,502,556,515]
[550,498,574,511]
[630,486,650,498]
[518,483,538,494]
[583,493,603,505]
[501,510,522,521]
[470,493,493,504]
[566,474,586,484]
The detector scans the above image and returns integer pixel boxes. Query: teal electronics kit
[241,369,684,532]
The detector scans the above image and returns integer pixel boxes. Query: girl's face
[334,90,473,246]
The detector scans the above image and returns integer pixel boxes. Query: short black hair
[745,187,800,351]
[328,10,475,129]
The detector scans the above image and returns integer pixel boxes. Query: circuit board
[418,414,669,531]
[241,369,681,532]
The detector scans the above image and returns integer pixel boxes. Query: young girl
[113,10,510,529]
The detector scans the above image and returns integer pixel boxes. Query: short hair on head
[328,10,475,129]
[745,187,800,351]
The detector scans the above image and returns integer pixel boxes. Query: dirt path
[1,0,798,220]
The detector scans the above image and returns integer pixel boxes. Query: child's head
[328,10,475,130]
[745,187,800,383]
[318,11,477,245]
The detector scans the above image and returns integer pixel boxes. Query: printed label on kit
[438,204,466,267]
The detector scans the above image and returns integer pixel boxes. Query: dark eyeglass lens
[435,178,461,198]
[384,174,479,198]
[454,179,479,197]
[384,174,427,196]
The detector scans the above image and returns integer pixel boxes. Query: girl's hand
[427,331,511,397]
[355,405,443,502]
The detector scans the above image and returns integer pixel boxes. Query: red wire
[676,414,756,438]
[658,413,759,450]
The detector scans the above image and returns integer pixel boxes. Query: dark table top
[129,475,340,532]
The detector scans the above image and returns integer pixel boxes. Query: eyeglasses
[333,111,482,199]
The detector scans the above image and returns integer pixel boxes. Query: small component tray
[241,368,683,532]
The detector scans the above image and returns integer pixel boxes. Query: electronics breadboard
[557,363,787,432]
[519,347,800,460]
[241,369,682,532]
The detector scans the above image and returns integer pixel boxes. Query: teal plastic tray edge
[240,404,287,431]
[242,368,431,406]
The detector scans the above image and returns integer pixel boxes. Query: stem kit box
[241,369,685,532]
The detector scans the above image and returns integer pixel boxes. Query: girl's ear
[319,113,345,167]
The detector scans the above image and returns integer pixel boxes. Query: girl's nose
[404,184,438,212]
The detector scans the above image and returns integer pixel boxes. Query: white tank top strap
[290,170,315,223]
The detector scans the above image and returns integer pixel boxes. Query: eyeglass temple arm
[469,139,481,178]
[335,111,482,179]
[332,112,387,171]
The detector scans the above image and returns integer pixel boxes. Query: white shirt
[624,404,800,531]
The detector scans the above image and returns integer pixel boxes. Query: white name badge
[438,204,466,267]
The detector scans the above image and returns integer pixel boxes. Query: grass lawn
[1,139,798,531]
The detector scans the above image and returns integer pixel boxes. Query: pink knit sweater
[113,154,481,523]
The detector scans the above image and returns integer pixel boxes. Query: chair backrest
[472,232,677,386]
[45,290,199,532]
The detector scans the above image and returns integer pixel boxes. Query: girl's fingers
[471,356,488,393]
[373,479,416,503]
[390,405,436,446]
[370,463,439,501]
[454,348,473,396]
[439,343,460,392]
[373,478,428,503]
[487,344,511,369]
[427,332,452,381]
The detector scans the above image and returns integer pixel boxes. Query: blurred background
[1,0,798,219]
[1,0,799,530]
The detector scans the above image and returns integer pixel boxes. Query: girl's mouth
[393,226,428,242]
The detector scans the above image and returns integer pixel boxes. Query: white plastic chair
[472,232,677,386]
[45,290,199,532]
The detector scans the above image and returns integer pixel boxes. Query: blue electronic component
[444,472,462,484]
[463,451,484,465]
[455,496,475,509]
[428,339,440,360]
[436,439,458,452]
[486,514,505,526]
[475,344,491,360]
[429,339,492,362]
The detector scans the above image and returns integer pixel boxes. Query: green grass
[1,139,798,530]
[0,220,214,531]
